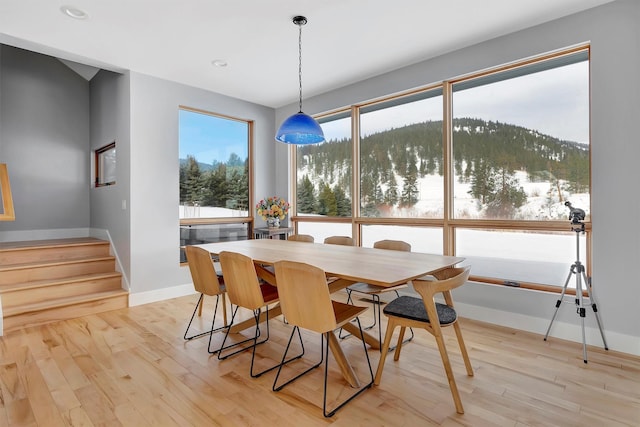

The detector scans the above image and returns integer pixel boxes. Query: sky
[180,58,589,162]
[321,61,589,145]
[179,109,248,164]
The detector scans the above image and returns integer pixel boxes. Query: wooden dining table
[198,238,464,386]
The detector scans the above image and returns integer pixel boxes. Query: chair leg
[393,326,407,361]
[217,305,304,377]
[434,331,465,414]
[216,305,269,357]
[323,317,373,417]
[374,319,397,385]
[273,326,321,391]
[249,307,305,378]
[453,322,474,377]
[340,290,415,353]
[185,293,229,341]
[338,289,376,339]
[339,290,377,338]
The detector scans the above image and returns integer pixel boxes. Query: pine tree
[317,183,338,216]
[384,175,399,206]
[485,168,527,218]
[400,163,419,207]
[469,159,495,204]
[297,175,316,213]
[183,155,205,205]
[333,185,352,217]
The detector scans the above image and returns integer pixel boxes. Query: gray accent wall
[89,70,131,282]
[0,45,90,236]
[276,0,640,354]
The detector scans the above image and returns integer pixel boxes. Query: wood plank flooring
[0,292,638,426]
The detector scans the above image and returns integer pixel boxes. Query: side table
[253,226,294,240]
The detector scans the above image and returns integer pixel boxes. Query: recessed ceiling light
[211,59,228,68]
[60,5,88,20]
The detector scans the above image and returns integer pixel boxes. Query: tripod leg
[574,264,589,363]
[578,302,587,363]
[544,267,574,341]
[582,272,609,351]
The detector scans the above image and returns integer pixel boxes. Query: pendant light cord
[298,23,303,113]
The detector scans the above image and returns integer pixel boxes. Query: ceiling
[0,0,615,108]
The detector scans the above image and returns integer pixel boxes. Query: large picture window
[179,108,250,219]
[360,89,443,218]
[179,107,252,262]
[296,111,352,217]
[452,50,589,220]
[292,46,591,292]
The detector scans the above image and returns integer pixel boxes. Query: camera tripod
[543,220,608,363]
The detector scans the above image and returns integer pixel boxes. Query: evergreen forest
[179,154,249,211]
[297,117,589,219]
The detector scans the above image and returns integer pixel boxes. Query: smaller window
[95,142,116,187]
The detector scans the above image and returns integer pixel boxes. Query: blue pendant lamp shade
[275,16,325,145]
[276,112,325,144]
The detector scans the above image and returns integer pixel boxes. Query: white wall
[127,73,275,299]
[275,0,640,355]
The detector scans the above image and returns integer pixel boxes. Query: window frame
[95,141,116,187]
[179,106,255,263]
[291,45,591,295]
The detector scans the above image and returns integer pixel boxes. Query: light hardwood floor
[0,292,638,426]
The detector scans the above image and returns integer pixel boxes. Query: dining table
[197,238,464,386]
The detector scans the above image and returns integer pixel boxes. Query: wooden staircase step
[0,256,116,285]
[0,237,110,265]
[0,272,123,308]
[2,290,129,332]
[0,237,128,333]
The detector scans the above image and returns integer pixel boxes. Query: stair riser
[3,294,129,332]
[0,244,111,265]
[0,259,116,286]
[2,276,123,309]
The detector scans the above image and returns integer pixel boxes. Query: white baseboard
[129,283,196,307]
[89,228,130,291]
[455,301,639,357]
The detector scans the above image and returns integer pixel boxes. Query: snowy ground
[181,170,590,288]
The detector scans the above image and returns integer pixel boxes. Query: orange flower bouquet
[256,196,289,228]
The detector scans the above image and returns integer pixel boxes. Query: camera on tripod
[565,201,585,225]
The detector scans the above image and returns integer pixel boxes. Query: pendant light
[275,16,325,145]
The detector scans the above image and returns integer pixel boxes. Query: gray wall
[89,70,131,281]
[127,72,275,295]
[0,48,276,295]
[0,46,90,239]
[276,0,640,355]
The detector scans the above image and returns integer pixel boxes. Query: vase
[267,217,280,228]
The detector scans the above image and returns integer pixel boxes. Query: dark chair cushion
[383,296,457,325]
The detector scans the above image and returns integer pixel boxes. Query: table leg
[327,331,361,388]
[340,322,380,350]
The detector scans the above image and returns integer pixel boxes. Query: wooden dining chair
[272,260,373,418]
[217,251,303,377]
[374,266,473,414]
[183,246,229,353]
[323,235,354,246]
[340,239,415,348]
[287,234,315,243]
